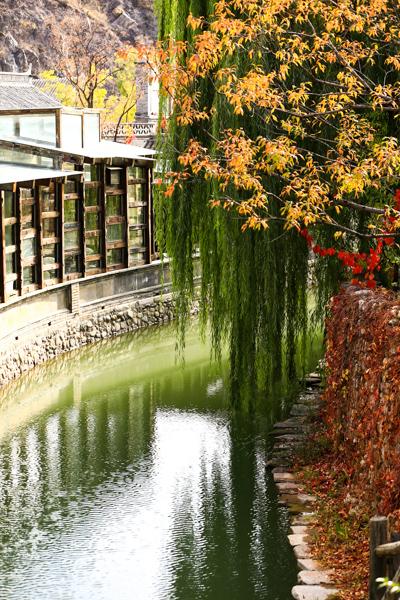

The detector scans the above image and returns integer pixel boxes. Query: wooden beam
[0,190,6,303]
[100,164,107,271]
[376,542,400,558]
[370,516,389,600]
[36,183,45,290]
[147,166,152,263]
[55,109,61,148]
[124,166,129,267]
[59,181,64,283]
[79,174,86,278]
[16,187,22,295]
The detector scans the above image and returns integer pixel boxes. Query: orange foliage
[138,0,400,246]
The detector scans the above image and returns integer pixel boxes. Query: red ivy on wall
[323,285,400,515]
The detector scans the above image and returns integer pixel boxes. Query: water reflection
[0,325,296,599]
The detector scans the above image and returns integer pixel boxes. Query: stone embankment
[0,293,185,388]
[267,375,339,600]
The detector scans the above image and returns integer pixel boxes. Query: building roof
[62,140,156,161]
[0,165,82,185]
[0,135,156,163]
[0,72,62,111]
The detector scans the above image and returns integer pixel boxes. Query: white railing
[102,120,158,140]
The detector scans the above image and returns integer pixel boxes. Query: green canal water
[0,324,299,600]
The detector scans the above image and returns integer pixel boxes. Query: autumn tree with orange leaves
[138,0,400,392]
[144,0,400,287]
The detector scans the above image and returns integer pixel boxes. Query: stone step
[292,585,339,600]
[294,544,312,559]
[298,570,332,585]
[288,533,310,547]
[290,404,316,417]
[270,428,306,438]
[291,525,309,535]
[297,558,322,571]
[274,434,307,442]
[274,417,308,428]
[291,514,316,526]
[274,441,302,451]
[279,493,316,505]
[266,458,291,469]
[276,482,302,493]
[273,472,296,483]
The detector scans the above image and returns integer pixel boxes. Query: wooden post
[370,516,389,600]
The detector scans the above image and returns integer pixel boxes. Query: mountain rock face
[0,0,157,73]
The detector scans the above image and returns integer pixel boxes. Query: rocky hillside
[0,0,156,73]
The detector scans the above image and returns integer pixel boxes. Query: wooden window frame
[126,165,151,266]
[39,181,62,288]
[20,187,39,293]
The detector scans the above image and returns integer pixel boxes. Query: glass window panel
[23,266,36,286]
[43,244,58,265]
[86,260,101,270]
[43,219,57,238]
[62,162,76,172]
[106,195,122,216]
[128,166,146,180]
[40,187,56,212]
[129,249,146,265]
[108,169,122,186]
[44,269,59,281]
[127,184,145,203]
[5,280,18,295]
[19,114,56,146]
[129,228,145,247]
[0,147,54,168]
[85,212,99,231]
[64,180,78,195]
[107,248,123,265]
[85,185,100,206]
[19,188,33,200]
[83,164,100,183]
[22,238,36,258]
[106,223,124,242]
[61,113,82,149]
[5,224,15,246]
[86,236,101,256]
[4,191,15,218]
[0,115,16,138]
[6,253,16,274]
[65,255,81,274]
[64,229,80,251]
[22,205,34,229]
[83,113,100,146]
[128,205,146,225]
[64,199,78,223]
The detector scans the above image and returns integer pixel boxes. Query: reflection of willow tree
[0,379,155,551]
[154,0,322,401]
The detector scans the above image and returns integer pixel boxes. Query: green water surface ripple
[0,325,297,600]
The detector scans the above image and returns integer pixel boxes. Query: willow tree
[145,0,400,399]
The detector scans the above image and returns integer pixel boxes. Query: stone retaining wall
[0,294,181,388]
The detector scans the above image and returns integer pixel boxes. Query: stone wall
[0,294,178,388]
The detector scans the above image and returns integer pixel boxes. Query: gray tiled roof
[0,72,62,111]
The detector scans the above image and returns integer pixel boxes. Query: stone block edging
[267,375,340,600]
[0,293,195,389]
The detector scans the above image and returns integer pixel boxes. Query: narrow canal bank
[0,323,300,600]
[268,378,340,600]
